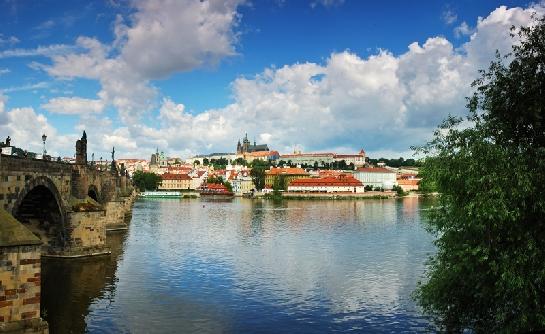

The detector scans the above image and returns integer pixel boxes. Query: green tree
[234,157,247,166]
[414,18,545,333]
[203,158,209,166]
[224,181,233,192]
[249,160,269,191]
[132,171,162,191]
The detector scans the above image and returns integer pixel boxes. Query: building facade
[158,173,192,190]
[353,167,397,190]
[288,174,365,193]
[265,167,310,188]
[279,149,366,167]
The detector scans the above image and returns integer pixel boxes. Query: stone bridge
[0,132,135,257]
[0,132,137,333]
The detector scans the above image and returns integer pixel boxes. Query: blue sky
[0,0,540,159]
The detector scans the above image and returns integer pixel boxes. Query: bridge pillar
[48,210,110,258]
[0,209,48,334]
[104,201,127,232]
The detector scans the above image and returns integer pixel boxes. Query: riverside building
[288,174,365,193]
[353,167,397,190]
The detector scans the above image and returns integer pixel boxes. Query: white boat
[140,191,182,198]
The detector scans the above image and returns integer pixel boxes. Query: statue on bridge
[110,146,117,173]
[5,136,11,147]
[75,131,87,165]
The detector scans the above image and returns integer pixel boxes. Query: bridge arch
[88,185,101,203]
[12,176,68,249]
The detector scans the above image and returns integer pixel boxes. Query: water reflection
[42,198,435,333]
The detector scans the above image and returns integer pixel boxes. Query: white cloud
[454,21,475,38]
[442,8,458,25]
[310,0,345,8]
[1,82,49,93]
[463,5,544,70]
[0,94,76,156]
[118,0,243,79]
[0,68,10,75]
[0,34,19,46]
[0,44,76,59]
[115,3,543,159]
[40,0,244,125]
[6,3,545,159]
[42,97,105,115]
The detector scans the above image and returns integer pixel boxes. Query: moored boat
[199,183,234,199]
[140,191,182,198]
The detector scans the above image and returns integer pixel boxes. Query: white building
[287,175,365,193]
[353,167,397,190]
[279,149,366,167]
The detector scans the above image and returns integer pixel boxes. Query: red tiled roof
[397,179,420,185]
[161,173,192,180]
[289,175,363,187]
[247,150,279,157]
[356,167,396,174]
[266,167,309,176]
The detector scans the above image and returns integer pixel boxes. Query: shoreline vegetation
[137,190,431,200]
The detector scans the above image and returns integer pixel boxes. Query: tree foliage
[250,162,267,191]
[415,18,545,333]
[132,171,162,191]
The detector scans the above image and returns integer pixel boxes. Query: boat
[199,183,234,200]
[140,191,182,198]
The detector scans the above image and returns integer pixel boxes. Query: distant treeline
[367,157,421,167]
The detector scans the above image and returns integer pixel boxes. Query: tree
[234,157,247,166]
[250,166,266,191]
[414,18,545,333]
[132,171,161,191]
[203,158,209,166]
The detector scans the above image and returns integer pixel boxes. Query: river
[41,197,436,333]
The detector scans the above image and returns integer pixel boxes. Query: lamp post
[41,133,47,159]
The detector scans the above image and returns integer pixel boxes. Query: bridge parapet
[0,130,135,258]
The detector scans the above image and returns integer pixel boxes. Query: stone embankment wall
[0,209,48,333]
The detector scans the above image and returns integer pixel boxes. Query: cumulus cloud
[37,0,243,125]
[119,3,543,158]
[42,97,105,115]
[118,0,242,79]
[0,94,76,156]
[454,21,475,38]
[5,2,545,159]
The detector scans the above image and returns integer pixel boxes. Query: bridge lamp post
[41,133,47,158]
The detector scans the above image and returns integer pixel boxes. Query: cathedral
[236,133,269,154]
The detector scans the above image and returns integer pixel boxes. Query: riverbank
[277,191,395,200]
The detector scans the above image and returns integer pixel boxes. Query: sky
[0,0,542,159]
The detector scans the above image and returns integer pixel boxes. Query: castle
[236,133,269,154]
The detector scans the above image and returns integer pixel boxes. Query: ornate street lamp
[41,133,47,158]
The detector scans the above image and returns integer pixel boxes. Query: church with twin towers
[236,133,269,154]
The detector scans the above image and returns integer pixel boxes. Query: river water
[41,197,436,333]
